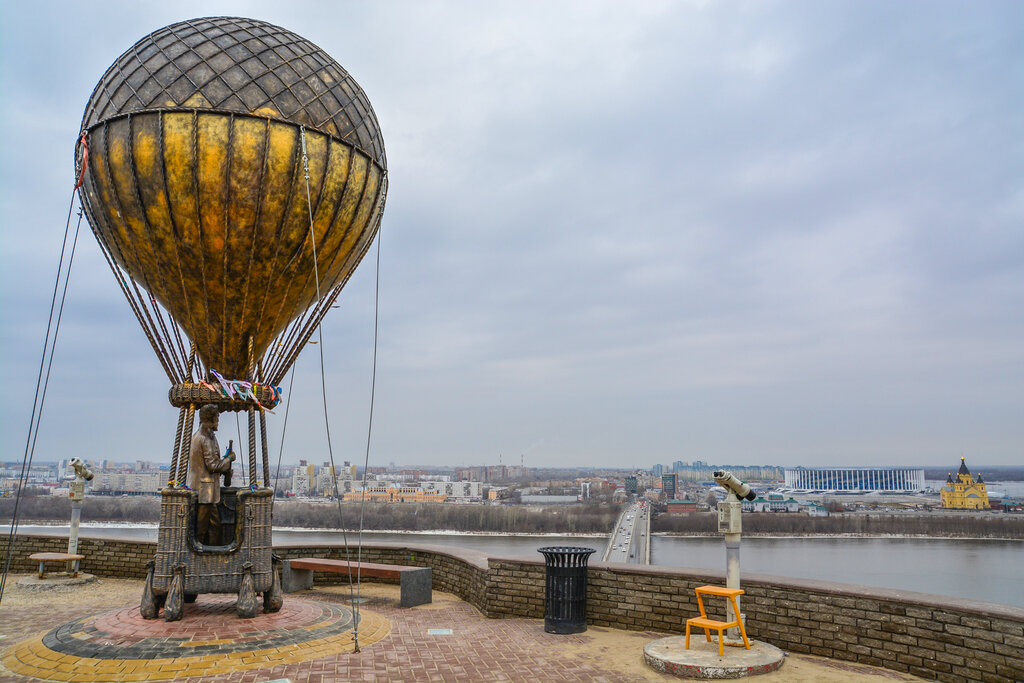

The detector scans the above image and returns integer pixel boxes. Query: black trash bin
[538,546,596,634]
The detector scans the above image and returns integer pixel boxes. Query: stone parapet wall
[0,535,152,579]
[4,535,1021,683]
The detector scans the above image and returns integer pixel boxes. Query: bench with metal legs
[29,552,85,579]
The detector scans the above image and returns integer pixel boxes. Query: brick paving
[2,595,389,681]
[0,577,926,682]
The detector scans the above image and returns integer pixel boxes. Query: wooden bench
[282,557,432,607]
[29,552,85,579]
[685,585,751,657]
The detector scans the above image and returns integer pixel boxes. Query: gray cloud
[1,1,1021,470]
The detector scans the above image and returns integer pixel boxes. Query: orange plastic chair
[685,585,751,656]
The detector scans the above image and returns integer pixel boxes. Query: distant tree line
[273,500,621,534]
[0,493,622,535]
[652,512,1024,539]
[5,493,1021,538]
[0,493,159,524]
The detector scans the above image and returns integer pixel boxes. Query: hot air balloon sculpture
[76,17,387,620]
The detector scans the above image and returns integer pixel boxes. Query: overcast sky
[1,1,1021,472]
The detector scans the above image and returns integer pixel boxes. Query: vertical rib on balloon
[196,114,230,374]
[235,118,271,359]
[264,173,386,386]
[247,124,302,379]
[259,127,333,354]
[323,164,382,287]
[262,144,372,383]
[128,113,188,379]
[159,111,203,361]
[114,114,184,381]
[104,118,157,294]
[90,123,177,383]
[183,110,215,370]
[307,146,365,301]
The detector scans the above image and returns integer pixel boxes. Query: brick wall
[4,534,1021,683]
[489,557,1024,683]
[0,535,152,579]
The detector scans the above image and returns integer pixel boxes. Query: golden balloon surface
[79,17,386,379]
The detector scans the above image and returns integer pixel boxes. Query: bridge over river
[602,501,650,564]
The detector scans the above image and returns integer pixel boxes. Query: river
[650,535,1024,608]
[11,524,1023,608]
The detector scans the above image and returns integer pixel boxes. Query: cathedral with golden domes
[940,457,989,510]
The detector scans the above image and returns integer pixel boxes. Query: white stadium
[783,467,925,492]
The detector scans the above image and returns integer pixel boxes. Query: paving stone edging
[3,534,1021,683]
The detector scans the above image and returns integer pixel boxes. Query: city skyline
[1,2,1021,469]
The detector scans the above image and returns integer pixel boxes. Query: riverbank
[655,531,1024,540]
[5,495,1023,539]
[12,521,1024,542]
[9,521,605,538]
[654,510,1024,539]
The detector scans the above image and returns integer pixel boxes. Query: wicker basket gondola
[153,488,275,596]
[168,383,280,411]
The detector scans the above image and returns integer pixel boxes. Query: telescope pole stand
[719,494,744,641]
[67,478,86,573]
[725,529,743,641]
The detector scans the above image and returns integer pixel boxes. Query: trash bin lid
[537,546,597,556]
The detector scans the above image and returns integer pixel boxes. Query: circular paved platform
[2,596,389,681]
[644,636,785,679]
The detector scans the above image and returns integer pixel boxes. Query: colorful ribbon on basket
[204,369,282,411]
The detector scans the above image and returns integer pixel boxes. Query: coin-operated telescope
[69,458,94,484]
[712,470,757,639]
[67,458,95,566]
[713,471,757,503]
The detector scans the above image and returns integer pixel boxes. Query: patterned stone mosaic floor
[2,596,388,681]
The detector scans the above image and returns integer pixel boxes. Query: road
[602,501,650,564]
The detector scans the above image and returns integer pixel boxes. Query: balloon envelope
[79,17,387,380]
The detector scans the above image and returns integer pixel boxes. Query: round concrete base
[644,636,785,679]
[16,573,97,591]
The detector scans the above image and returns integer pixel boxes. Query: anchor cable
[354,217,383,618]
[299,127,364,649]
[1,193,85,605]
[273,364,298,490]
[235,412,246,484]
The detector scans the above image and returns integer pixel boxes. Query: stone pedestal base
[16,573,97,591]
[644,636,785,679]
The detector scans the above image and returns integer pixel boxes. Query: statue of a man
[188,404,235,545]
